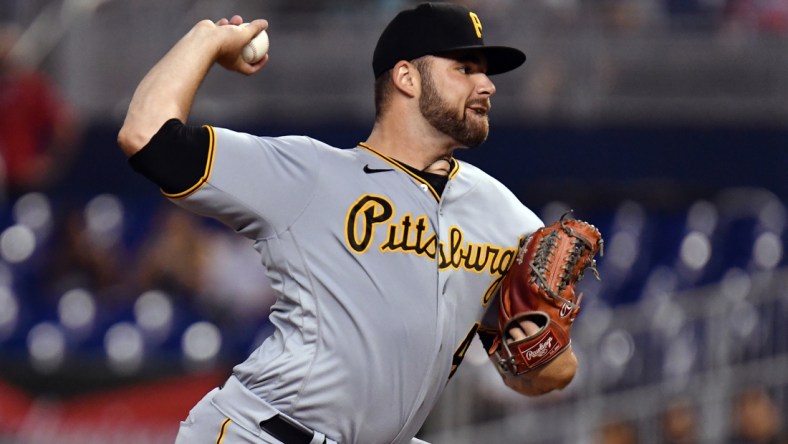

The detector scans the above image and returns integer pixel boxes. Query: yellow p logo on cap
[469,12,483,38]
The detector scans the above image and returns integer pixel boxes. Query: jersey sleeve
[178,127,322,239]
[129,121,322,240]
[128,119,212,195]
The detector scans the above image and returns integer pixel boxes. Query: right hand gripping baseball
[212,16,269,74]
[496,212,604,375]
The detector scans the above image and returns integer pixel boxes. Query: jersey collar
[357,142,460,201]
[357,142,460,200]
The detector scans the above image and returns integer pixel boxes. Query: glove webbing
[528,214,603,310]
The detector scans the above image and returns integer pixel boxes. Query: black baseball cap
[372,2,526,78]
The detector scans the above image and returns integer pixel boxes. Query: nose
[477,73,496,97]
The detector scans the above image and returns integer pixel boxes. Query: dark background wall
[69,121,788,207]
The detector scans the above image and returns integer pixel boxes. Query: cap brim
[437,45,526,75]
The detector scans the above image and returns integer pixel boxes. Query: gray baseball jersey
[167,126,542,443]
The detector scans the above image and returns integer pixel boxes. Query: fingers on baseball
[238,19,269,34]
[215,17,268,33]
[243,54,269,73]
[249,18,269,31]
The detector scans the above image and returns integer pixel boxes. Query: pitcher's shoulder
[453,160,511,195]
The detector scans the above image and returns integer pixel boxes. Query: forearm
[118,21,219,156]
[118,17,267,157]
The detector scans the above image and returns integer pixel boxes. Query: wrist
[185,20,223,58]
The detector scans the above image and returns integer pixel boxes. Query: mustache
[466,98,491,114]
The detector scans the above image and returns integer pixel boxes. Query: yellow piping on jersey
[216,418,231,444]
[357,142,460,201]
[164,125,217,199]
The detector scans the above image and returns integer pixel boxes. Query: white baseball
[242,30,269,64]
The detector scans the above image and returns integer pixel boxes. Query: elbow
[117,124,149,158]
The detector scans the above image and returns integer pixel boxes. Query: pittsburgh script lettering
[345,194,516,276]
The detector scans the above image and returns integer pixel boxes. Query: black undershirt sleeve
[127,119,211,195]
[477,301,501,353]
[477,325,500,354]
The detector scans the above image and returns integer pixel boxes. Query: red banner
[0,371,225,444]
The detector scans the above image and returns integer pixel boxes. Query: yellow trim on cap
[469,12,483,38]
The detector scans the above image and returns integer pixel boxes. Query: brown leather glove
[494,212,604,375]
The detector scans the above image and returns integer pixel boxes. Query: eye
[457,65,471,74]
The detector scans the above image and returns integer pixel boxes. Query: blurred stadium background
[0,0,786,443]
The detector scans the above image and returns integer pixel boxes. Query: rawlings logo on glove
[495,212,604,375]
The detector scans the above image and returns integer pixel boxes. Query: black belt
[259,414,326,444]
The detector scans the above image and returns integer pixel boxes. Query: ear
[392,60,419,98]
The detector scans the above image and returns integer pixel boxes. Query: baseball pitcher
[117,3,602,443]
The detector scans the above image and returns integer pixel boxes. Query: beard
[418,68,490,149]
